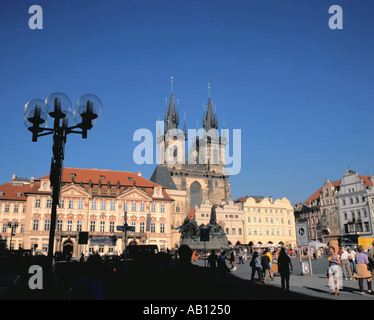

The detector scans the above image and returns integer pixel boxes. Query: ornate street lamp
[24,92,103,259]
[7,221,18,250]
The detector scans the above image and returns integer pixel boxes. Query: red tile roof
[303,176,373,205]
[0,182,31,201]
[36,167,174,201]
[187,208,196,220]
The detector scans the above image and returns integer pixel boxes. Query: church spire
[166,76,179,130]
[203,82,218,131]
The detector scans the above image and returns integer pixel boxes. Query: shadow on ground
[1,255,326,300]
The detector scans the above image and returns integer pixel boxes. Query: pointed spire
[166,76,179,130]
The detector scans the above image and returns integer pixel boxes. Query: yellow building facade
[242,196,297,247]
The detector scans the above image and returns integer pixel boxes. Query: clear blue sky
[1,0,374,204]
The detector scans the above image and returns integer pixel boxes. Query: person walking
[327,246,342,296]
[250,251,263,283]
[238,248,244,264]
[353,246,373,295]
[207,249,218,273]
[228,247,237,271]
[340,247,353,280]
[277,247,293,291]
[261,250,271,284]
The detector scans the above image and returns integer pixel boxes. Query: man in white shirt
[340,247,353,280]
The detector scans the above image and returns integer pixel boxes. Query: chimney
[137,172,142,177]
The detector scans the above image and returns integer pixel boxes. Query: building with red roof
[0,168,175,255]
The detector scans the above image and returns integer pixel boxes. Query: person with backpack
[250,251,263,283]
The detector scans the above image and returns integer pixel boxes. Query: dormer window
[100,175,105,180]
[0,192,4,196]
[16,192,22,198]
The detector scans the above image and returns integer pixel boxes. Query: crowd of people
[327,242,374,296]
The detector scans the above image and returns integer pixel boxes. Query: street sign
[78,231,89,245]
[200,227,210,242]
[296,220,309,247]
[117,225,135,232]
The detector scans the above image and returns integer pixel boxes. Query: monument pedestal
[180,236,229,251]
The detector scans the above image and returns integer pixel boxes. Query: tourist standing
[353,246,373,295]
[327,247,342,296]
[340,247,353,280]
[348,248,356,274]
[277,247,293,291]
[250,251,263,283]
[261,250,271,284]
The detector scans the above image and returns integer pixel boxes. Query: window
[32,219,39,231]
[91,201,97,210]
[77,220,83,232]
[100,221,105,232]
[20,224,24,233]
[35,199,41,208]
[123,202,128,211]
[78,200,84,210]
[247,217,251,223]
[160,222,165,234]
[90,221,96,232]
[2,224,7,233]
[248,228,251,235]
[44,219,50,231]
[57,220,63,231]
[109,221,115,233]
[60,200,64,209]
[132,203,137,212]
[140,222,145,233]
[14,204,19,213]
[101,201,106,211]
[22,206,26,213]
[4,204,9,213]
[68,200,74,209]
[150,222,156,233]
[67,220,73,232]
[239,228,242,235]
[110,202,115,211]
[46,199,52,208]
[140,203,145,212]
[151,204,156,212]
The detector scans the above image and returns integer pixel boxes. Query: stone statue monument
[178,205,228,251]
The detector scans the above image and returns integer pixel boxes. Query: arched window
[190,181,202,210]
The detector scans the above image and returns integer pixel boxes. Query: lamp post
[7,221,18,250]
[24,92,103,259]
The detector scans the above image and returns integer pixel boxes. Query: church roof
[150,165,177,190]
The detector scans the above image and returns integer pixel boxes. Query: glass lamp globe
[24,99,49,130]
[45,92,72,119]
[73,94,103,129]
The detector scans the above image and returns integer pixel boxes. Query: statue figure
[209,205,217,225]
[176,217,199,240]
[207,205,226,239]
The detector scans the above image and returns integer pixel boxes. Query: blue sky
[1,0,374,204]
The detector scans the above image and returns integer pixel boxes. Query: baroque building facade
[236,196,297,248]
[0,168,175,256]
[295,170,374,245]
